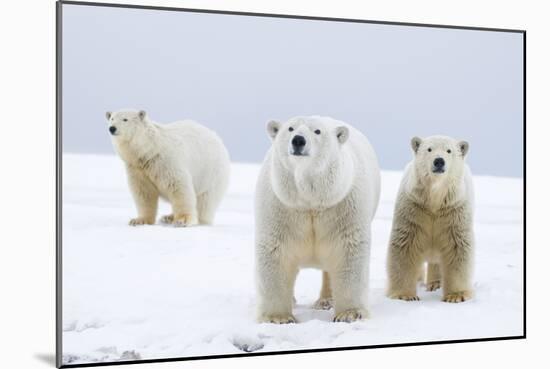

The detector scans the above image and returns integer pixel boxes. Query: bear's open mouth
[291,151,309,157]
[432,167,445,174]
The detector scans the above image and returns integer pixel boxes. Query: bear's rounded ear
[138,110,147,120]
[411,136,422,154]
[266,120,281,140]
[459,140,469,157]
[106,111,112,120]
[336,126,349,144]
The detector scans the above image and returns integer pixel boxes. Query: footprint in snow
[231,335,264,353]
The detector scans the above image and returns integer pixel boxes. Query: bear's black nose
[433,157,445,168]
[109,126,117,135]
[291,135,306,148]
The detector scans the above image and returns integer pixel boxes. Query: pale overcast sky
[62,4,523,177]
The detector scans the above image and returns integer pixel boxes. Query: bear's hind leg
[426,263,441,291]
[313,271,333,310]
[196,189,224,225]
[198,167,229,225]
[159,214,174,224]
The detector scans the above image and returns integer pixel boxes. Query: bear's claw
[160,214,174,224]
[388,293,420,301]
[172,214,198,227]
[313,298,333,310]
[260,314,296,324]
[129,217,154,226]
[333,309,367,323]
[426,280,441,291]
[443,291,472,303]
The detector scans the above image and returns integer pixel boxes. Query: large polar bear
[386,135,474,303]
[255,116,380,323]
[105,109,230,227]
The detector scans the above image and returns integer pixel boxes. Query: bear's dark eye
[289,127,294,132]
[447,149,452,154]
[427,148,432,152]
[123,118,128,122]
[314,129,321,135]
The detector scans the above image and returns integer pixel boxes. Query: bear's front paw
[388,293,420,301]
[426,280,441,292]
[313,297,333,310]
[443,290,472,303]
[172,214,198,227]
[259,314,296,324]
[129,217,154,226]
[333,308,367,323]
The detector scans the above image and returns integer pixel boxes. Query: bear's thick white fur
[255,116,380,323]
[106,109,230,227]
[386,135,475,303]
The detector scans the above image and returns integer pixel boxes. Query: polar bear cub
[255,116,380,323]
[386,135,474,303]
[106,109,230,227]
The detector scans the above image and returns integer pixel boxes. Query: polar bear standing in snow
[386,135,474,303]
[106,110,230,227]
[255,116,380,323]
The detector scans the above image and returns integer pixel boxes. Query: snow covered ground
[61,154,524,365]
